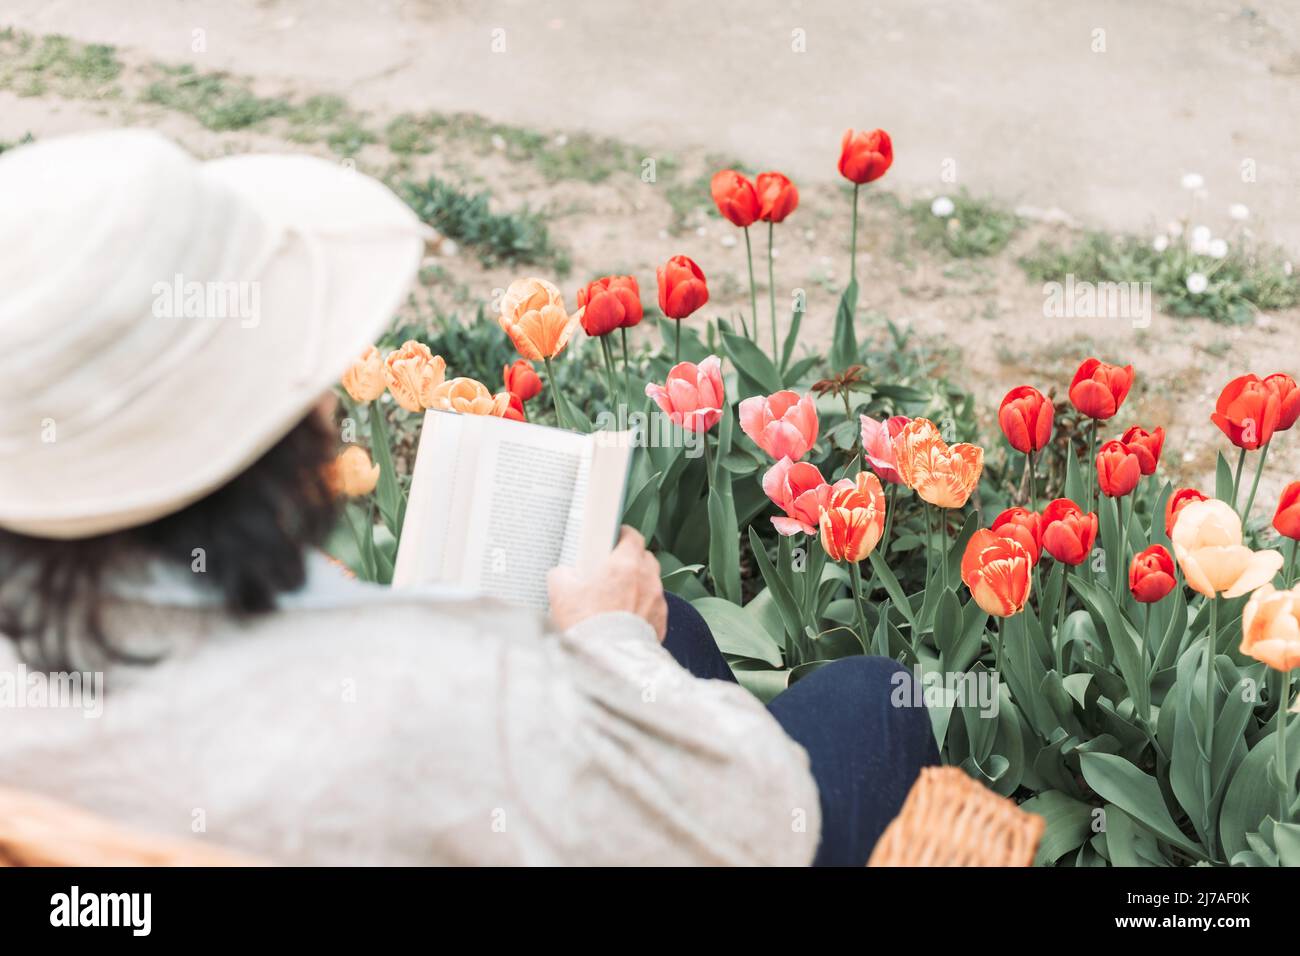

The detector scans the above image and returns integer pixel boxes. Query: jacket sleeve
[499,610,821,866]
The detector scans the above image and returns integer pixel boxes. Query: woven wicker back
[0,787,259,867]
[868,767,1044,867]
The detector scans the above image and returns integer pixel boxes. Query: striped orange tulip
[429,378,511,417]
[893,418,984,508]
[497,277,580,361]
[961,529,1033,617]
[819,471,887,562]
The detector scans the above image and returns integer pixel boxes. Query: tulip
[384,340,447,413]
[429,378,511,417]
[645,355,724,434]
[576,275,642,337]
[961,529,1033,618]
[341,345,386,403]
[1121,426,1165,476]
[1171,498,1283,599]
[1166,487,1209,534]
[1130,545,1176,603]
[328,445,380,497]
[892,418,984,509]
[497,277,580,362]
[1276,482,1300,540]
[756,172,799,223]
[998,385,1054,454]
[657,255,709,363]
[502,359,542,403]
[1096,440,1142,498]
[710,170,759,227]
[1240,582,1300,820]
[1211,373,1279,451]
[838,128,893,185]
[1069,358,1134,421]
[739,390,819,462]
[847,418,904,491]
[755,171,799,362]
[763,458,833,536]
[1041,498,1098,566]
[1265,372,1300,432]
[990,507,1042,565]
[501,391,526,422]
[838,127,892,285]
[819,471,887,563]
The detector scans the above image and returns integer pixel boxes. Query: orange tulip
[990,507,1042,565]
[1240,584,1300,671]
[429,378,511,417]
[341,345,386,403]
[497,277,580,361]
[1211,373,1281,450]
[892,418,984,508]
[755,172,799,223]
[384,340,446,413]
[819,471,887,562]
[961,529,1033,617]
[710,170,760,228]
[328,445,380,497]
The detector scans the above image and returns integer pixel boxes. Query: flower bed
[328,129,1300,868]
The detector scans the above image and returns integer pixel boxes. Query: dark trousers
[663,593,939,866]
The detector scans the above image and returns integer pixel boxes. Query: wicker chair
[868,766,1044,867]
[1,768,1042,866]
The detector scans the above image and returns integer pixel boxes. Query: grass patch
[1020,231,1300,325]
[909,189,1019,258]
[0,30,122,98]
[142,65,290,131]
[0,131,34,155]
[397,174,567,272]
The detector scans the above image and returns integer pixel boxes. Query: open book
[392,411,634,611]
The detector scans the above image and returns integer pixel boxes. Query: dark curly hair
[0,412,340,671]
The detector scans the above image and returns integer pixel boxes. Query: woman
[0,130,935,866]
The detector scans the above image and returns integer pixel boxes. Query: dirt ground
[3,1,1299,516]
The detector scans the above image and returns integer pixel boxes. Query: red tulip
[838,128,893,184]
[755,172,799,223]
[1264,372,1300,432]
[657,255,709,320]
[990,507,1043,565]
[1211,374,1280,450]
[1275,481,1300,540]
[1120,425,1165,475]
[1130,545,1176,603]
[710,170,759,228]
[1096,440,1142,498]
[1069,358,1134,420]
[1166,487,1208,534]
[502,359,542,403]
[1041,498,1098,566]
[998,385,1054,454]
[576,275,642,338]
[501,391,526,422]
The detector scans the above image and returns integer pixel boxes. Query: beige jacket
[0,555,820,865]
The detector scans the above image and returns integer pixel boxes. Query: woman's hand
[547,526,668,641]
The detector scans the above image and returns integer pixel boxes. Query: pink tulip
[645,355,725,433]
[738,390,819,461]
[762,457,832,536]
[860,414,911,484]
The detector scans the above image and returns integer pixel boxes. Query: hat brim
[0,154,425,539]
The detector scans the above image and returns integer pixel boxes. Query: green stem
[1287,539,1298,587]
[881,484,898,558]
[620,327,632,406]
[1114,494,1127,596]
[743,226,759,339]
[1231,446,1247,512]
[1056,566,1068,674]
[939,509,950,592]
[850,560,870,653]
[1028,450,1038,515]
[1280,668,1293,823]
[543,357,567,429]
[849,183,860,284]
[1204,597,1218,844]
[1242,440,1270,524]
[766,221,779,364]
[923,502,934,590]
[1086,420,1098,515]
[600,336,618,406]
[674,320,681,366]
[702,430,714,488]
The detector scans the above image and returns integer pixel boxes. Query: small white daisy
[930,196,956,218]
[1186,272,1209,294]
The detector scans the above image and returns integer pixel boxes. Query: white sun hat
[0,129,427,539]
